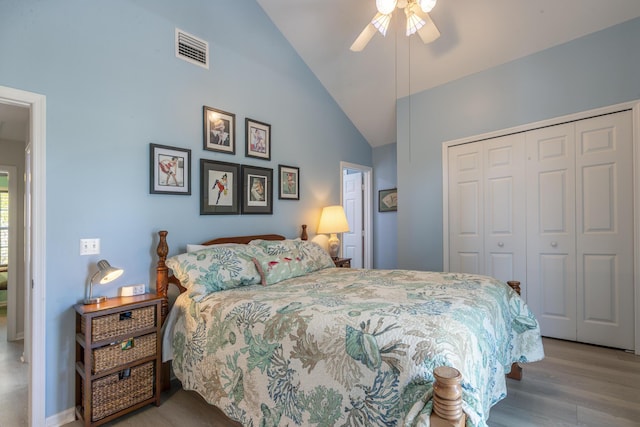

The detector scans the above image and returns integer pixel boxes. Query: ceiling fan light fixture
[405,9,426,36]
[419,0,437,13]
[372,12,392,36]
[376,0,398,15]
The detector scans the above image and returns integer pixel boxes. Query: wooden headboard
[155,225,307,322]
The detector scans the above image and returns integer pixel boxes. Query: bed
[155,229,544,427]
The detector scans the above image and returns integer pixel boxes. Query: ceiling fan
[350,0,440,51]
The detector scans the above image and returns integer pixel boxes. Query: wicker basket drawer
[87,361,154,422]
[92,332,157,374]
[81,305,156,342]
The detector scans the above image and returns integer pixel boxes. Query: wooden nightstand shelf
[333,257,351,268]
[74,294,162,426]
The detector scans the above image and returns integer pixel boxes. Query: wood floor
[0,307,29,427]
[58,337,640,427]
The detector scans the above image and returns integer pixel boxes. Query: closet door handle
[550,241,558,248]
[497,242,504,247]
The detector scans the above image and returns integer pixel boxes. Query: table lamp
[317,205,350,259]
[84,259,124,304]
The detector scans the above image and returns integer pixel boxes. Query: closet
[447,110,634,350]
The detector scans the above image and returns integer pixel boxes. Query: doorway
[0,85,46,427]
[0,166,19,340]
[340,162,373,269]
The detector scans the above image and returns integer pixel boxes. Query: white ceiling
[256,0,640,147]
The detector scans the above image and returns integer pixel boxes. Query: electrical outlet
[80,238,100,255]
[131,284,146,295]
[119,284,146,296]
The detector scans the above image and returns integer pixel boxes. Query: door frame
[442,99,640,356]
[0,85,46,426]
[340,161,373,268]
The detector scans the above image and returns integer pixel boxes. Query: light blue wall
[373,143,397,269]
[397,17,640,271]
[0,0,371,417]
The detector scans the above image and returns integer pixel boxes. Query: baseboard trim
[46,407,75,427]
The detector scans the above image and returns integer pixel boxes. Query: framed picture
[203,106,235,154]
[245,118,271,160]
[200,159,240,215]
[149,143,191,195]
[241,165,273,214]
[378,188,397,212]
[278,165,299,200]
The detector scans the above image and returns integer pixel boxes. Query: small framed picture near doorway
[278,165,299,200]
[378,188,397,212]
[150,143,191,195]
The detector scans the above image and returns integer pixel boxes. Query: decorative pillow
[248,239,300,257]
[293,240,335,273]
[166,244,266,300]
[253,254,307,286]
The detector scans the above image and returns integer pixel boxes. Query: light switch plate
[80,238,100,255]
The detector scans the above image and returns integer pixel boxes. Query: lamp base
[83,296,107,305]
[328,233,340,259]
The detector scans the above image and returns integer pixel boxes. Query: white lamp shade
[419,0,437,13]
[317,205,350,234]
[372,12,392,36]
[376,0,397,15]
[405,10,425,36]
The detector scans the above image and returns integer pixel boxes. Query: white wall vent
[175,28,209,69]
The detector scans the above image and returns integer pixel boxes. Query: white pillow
[186,244,207,252]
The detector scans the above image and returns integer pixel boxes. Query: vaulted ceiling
[256,0,640,147]
[3,2,640,146]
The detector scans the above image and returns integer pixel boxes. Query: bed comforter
[164,268,544,427]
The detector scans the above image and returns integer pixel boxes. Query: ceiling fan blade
[350,22,377,52]
[415,12,440,44]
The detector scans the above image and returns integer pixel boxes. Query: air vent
[175,28,208,69]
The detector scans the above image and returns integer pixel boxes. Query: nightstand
[333,257,351,268]
[74,294,162,426]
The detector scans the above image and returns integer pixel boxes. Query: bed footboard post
[507,280,521,295]
[156,230,170,324]
[430,366,465,427]
[506,280,524,381]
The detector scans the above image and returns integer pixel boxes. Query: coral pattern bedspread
[165,268,544,427]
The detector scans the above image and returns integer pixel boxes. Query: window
[0,190,8,265]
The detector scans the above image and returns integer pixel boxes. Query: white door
[484,134,527,292]
[575,111,634,349]
[526,123,577,341]
[448,143,483,274]
[343,171,363,267]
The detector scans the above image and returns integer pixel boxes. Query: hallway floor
[0,306,28,427]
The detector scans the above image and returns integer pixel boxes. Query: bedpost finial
[301,224,308,240]
[158,230,168,260]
